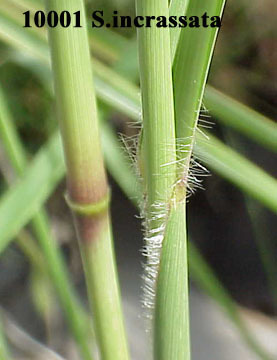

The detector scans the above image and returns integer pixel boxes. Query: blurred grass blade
[245,199,277,310]
[204,86,277,153]
[6,0,127,65]
[0,314,11,360]
[0,12,49,65]
[9,0,43,12]
[189,243,273,360]
[0,86,26,174]
[0,1,42,29]
[224,130,277,311]
[0,133,63,252]
[2,308,65,360]
[195,132,277,213]
[94,59,141,120]
[30,267,54,330]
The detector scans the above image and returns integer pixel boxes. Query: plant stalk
[45,1,129,359]
[136,1,190,359]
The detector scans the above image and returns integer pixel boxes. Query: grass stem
[45,1,129,359]
[136,1,190,359]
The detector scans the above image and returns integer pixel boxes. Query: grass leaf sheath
[136,1,190,359]
[45,1,129,359]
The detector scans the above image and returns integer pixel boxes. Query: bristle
[140,200,168,329]
[119,130,142,178]
[198,106,214,129]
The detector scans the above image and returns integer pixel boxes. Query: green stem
[136,0,176,206]
[154,197,190,360]
[45,1,129,359]
[136,1,190,359]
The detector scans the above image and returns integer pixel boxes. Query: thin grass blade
[204,86,277,153]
